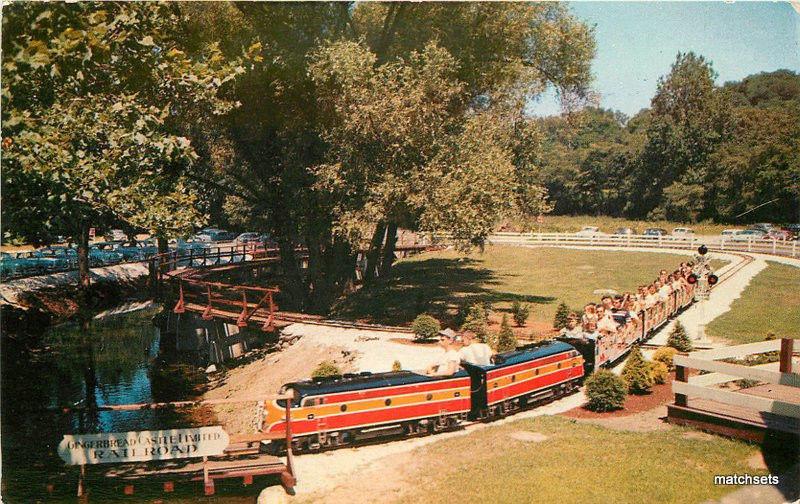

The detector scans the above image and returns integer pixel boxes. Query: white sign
[57,426,229,465]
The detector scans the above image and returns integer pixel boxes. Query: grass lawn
[706,261,800,344]
[501,214,732,236]
[394,415,784,504]
[332,245,726,330]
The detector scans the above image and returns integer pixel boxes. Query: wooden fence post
[779,338,794,374]
[77,464,85,497]
[675,365,688,407]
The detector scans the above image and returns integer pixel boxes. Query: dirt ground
[202,336,357,434]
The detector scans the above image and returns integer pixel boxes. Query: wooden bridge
[149,243,433,332]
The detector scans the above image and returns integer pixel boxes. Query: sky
[528,1,800,117]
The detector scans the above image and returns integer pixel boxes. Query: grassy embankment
[389,415,788,504]
[333,245,726,334]
[707,261,800,344]
[501,214,734,235]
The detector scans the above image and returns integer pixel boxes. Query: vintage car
[35,246,78,271]
[112,240,159,261]
[575,226,603,237]
[730,229,766,242]
[671,227,695,237]
[87,244,124,266]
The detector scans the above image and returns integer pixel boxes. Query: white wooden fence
[471,232,800,258]
[673,339,800,420]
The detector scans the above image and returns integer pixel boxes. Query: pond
[1,306,268,503]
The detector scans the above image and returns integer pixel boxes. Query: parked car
[235,232,262,244]
[613,227,637,235]
[731,229,765,242]
[643,228,668,236]
[763,230,791,241]
[0,252,38,278]
[720,229,742,238]
[782,224,800,240]
[88,245,124,266]
[113,240,159,260]
[175,239,208,252]
[104,229,127,242]
[671,227,695,237]
[194,228,237,242]
[749,223,774,233]
[575,226,603,237]
[35,246,78,271]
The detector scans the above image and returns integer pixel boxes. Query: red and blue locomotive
[260,340,584,452]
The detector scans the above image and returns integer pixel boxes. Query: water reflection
[1,306,267,502]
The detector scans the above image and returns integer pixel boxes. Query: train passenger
[560,314,583,338]
[657,279,671,302]
[595,305,617,333]
[645,284,658,308]
[581,303,597,326]
[426,329,461,376]
[611,295,629,325]
[458,329,494,366]
[581,320,600,341]
[623,297,641,326]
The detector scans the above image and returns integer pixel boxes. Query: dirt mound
[201,335,357,434]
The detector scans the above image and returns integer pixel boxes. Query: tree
[584,370,626,412]
[667,321,693,352]
[652,346,678,371]
[2,3,245,290]
[511,301,531,327]
[495,314,517,352]
[461,303,490,343]
[185,2,595,311]
[627,52,733,220]
[553,302,572,330]
[621,345,653,394]
[411,314,441,341]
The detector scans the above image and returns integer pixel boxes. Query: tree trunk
[156,233,169,255]
[363,222,386,285]
[278,238,308,310]
[77,221,91,291]
[379,222,398,278]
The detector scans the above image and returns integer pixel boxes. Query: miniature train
[259,283,697,453]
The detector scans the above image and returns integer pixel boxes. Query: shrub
[652,347,678,371]
[461,303,490,343]
[411,314,441,341]
[391,360,402,372]
[495,314,517,352]
[667,321,693,352]
[650,361,669,385]
[584,370,627,412]
[622,345,653,394]
[553,301,571,330]
[511,300,531,327]
[311,360,340,379]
